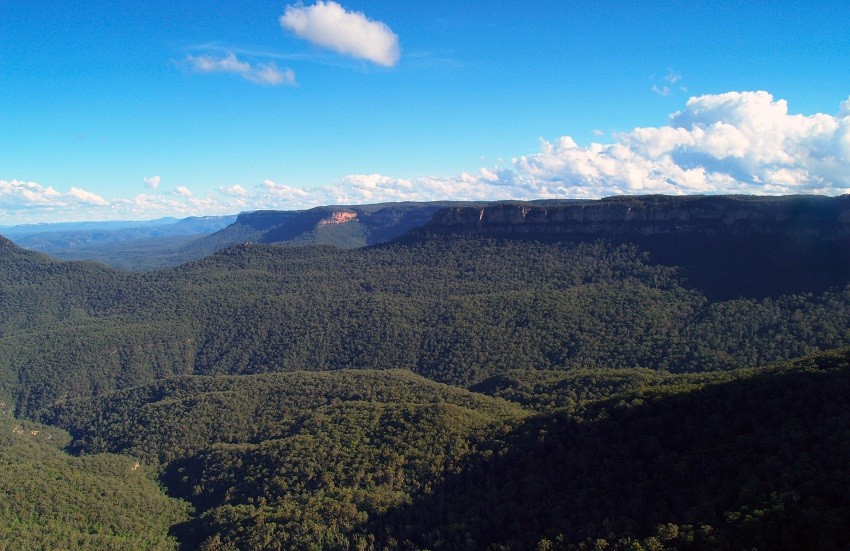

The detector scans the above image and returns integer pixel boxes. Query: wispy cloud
[651,84,672,96]
[281,1,400,67]
[144,175,160,190]
[651,68,684,96]
[664,68,681,84]
[185,52,296,86]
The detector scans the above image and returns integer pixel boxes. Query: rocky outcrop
[317,212,358,226]
[427,195,850,238]
[195,202,470,252]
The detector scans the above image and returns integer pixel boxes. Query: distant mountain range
[3,215,237,252]
[0,217,182,236]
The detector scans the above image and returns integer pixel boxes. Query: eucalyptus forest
[1,195,850,550]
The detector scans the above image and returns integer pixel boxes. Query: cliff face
[427,195,850,238]
[194,203,458,253]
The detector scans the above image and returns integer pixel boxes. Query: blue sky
[2,0,850,223]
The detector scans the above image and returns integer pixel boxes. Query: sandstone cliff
[427,195,850,238]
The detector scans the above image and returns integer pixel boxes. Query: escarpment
[424,195,850,300]
[427,195,850,238]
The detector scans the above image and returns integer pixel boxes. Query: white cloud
[144,175,161,190]
[513,91,850,196]
[248,65,296,86]
[188,52,249,73]
[292,91,850,204]
[0,180,108,208]
[262,179,310,199]
[219,184,249,197]
[174,186,193,198]
[281,1,400,67]
[3,91,849,225]
[186,52,296,86]
[0,179,61,208]
[0,180,115,222]
[68,187,108,206]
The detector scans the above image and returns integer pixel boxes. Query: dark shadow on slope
[613,233,850,301]
[396,230,850,302]
[366,349,850,550]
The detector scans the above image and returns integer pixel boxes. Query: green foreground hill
[0,412,188,550]
[34,348,850,550]
[44,369,525,550]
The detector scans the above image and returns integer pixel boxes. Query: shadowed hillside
[367,348,850,550]
[423,195,850,299]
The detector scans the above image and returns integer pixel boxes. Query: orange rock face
[318,212,358,226]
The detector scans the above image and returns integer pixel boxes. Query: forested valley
[1,195,850,550]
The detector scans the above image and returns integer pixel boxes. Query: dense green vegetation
[470,367,745,412]
[167,400,515,550]
[43,370,523,549]
[39,348,850,550]
[44,235,204,271]
[44,370,525,464]
[2,195,850,550]
[0,411,188,550]
[3,234,850,419]
[372,348,850,550]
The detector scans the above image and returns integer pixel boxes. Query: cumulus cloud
[0,180,113,222]
[186,52,296,86]
[144,175,161,190]
[510,91,850,197]
[4,91,849,224]
[301,91,850,204]
[281,1,400,66]
[1,180,252,224]
[262,179,310,200]
[255,170,515,209]
[0,180,61,208]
